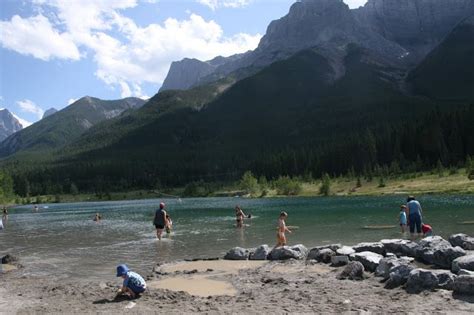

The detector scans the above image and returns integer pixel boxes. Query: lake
[1,195,473,283]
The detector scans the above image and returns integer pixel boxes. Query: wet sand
[1,259,473,314]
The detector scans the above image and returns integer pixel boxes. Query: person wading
[153,202,168,240]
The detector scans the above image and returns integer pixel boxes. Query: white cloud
[67,98,77,105]
[197,0,252,11]
[344,0,368,9]
[0,14,80,61]
[2,0,261,98]
[16,99,44,119]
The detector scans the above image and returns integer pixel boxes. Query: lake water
[1,195,473,283]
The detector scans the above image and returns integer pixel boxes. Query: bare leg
[122,287,136,299]
[156,229,163,240]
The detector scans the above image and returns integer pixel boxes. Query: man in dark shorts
[406,196,423,240]
[153,202,168,240]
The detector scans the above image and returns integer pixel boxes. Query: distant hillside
[0,96,146,157]
[408,16,474,101]
[0,109,23,142]
[42,108,58,119]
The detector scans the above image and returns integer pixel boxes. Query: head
[166,214,170,219]
[400,205,407,211]
[159,202,165,209]
[116,264,129,278]
[235,205,241,211]
[280,211,288,219]
[406,196,415,202]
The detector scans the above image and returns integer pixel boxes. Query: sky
[0,0,368,125]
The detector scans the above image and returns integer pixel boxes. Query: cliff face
[0,109,23,142]
[160,0,474,91]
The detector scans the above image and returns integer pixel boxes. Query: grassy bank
[6,169,473,206]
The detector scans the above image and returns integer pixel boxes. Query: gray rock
[452,255,474,273]
[249,245,271,260]
[336,246,355,256]
[415,236,464,266]
[0,109,23,142]
[337,261,365,281]
[224,247,249,260]
[381,239,418,257]
[385,264,416,289]
[432,245,466,269]
[406,268,457,293]
[449,233,474,250]
[353,242,386,256]
[314,244,342,252]
[350,251,383,272]
[375,256,414,279]
[269,244,308,260]
[307,248,335,263]
[453,275,474,295]
[331,255,349,267]
[1,254,18,264]
[458,269,474,276]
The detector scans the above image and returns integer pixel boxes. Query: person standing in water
[276,211,292,247]
[407,196,423,239]
[399,205,407,233]
[2,207,8,223]
[153,202,168,240]
[235,205,248,228]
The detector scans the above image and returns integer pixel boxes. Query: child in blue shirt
[399,205,407,233]
[116,264,146,298]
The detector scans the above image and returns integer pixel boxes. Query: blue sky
[0,0,367,125]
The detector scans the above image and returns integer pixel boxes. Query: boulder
[269,244,308,260]
[313,244,342,252]
[458,269,474,276]
[449,233,474,250]
[331,255,349,267]
[452,254,474,273]
[337,261,365,281]
[375,256,414,279]
[353,242,386,256]
[307,248,335,263]
[381,239,419,257]
[350,251,383,272]
[415,236,464,266]
[453,275,474,295]
[1,254,18,264]
[224,247,249,260]
[249,245,271,260]
[385,264,416,289]
[406,268,457,293]
[336,246,355,256]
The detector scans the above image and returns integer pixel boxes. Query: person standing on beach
[406,196,423,239]
[276,211,292,247]
[153,202,168,240]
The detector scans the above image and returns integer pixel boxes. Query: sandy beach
[1,258,473,314]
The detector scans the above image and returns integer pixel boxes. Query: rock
[381,239,419,257]
[415,236,465,266]
[1,254,18,264]
[331,255,349,267]
[269,244,308,260]
[405,268,440,293]
[385,264,416,289]
[336,246,355,256]
[406,268,457,293]
[350,251,383,272]
[458,269,474,276]
[353,242,386,256]
[224,247,249,260]
[307,248,335,263]
[452,255,474,273]
[375,256,414,279]
[453,275,474,295]
[249,245,271,260]
[314,244,342,252]
[337,261,365,281]
[449,233,474,250]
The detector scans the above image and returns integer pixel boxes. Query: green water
[0,195,473,282]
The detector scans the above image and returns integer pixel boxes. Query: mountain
[0,96,146,157]
[160,0,474,91]
[407,16,474,101]
[42,108,58,119]
[0,109,23,142]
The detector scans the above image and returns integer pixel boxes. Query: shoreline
[1,234,473,313]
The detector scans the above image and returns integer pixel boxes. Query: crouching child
[116,264,146,299]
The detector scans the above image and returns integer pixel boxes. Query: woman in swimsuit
[276,211,292,247]
[235,206,247,228]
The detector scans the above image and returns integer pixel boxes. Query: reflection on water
[0,195,473,282]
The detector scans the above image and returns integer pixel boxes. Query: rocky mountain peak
[0,109,23,142]
[43,108,58,119]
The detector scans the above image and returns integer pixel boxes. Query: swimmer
[235,205,248,228]
[275,211,292,248]
[93,213,102,222]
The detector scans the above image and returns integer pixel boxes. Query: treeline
[3,105,474,197]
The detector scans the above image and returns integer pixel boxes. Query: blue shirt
[123,271,146,289]
[407,200,422,217]
[399,211,407,225]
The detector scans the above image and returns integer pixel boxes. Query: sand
[1,260,473,314]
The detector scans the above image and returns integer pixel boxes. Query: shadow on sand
[93,294,140,304]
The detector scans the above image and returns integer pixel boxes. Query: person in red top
[421,223,433,237]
